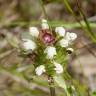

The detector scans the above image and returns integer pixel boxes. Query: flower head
[35,65,46,76]
[44,46,56,59]
[41,19,49,30]
[22,39,36,51]
[20,19,77,77]
[59,39,69,47]
[55,27,65,37]
[53,62,63,74]
[29,27,39,38]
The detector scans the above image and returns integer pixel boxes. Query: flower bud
[55,27,65,37]
[41,19,49,30]
[42,32,55,44]
[59,39,69,47]
[29,27,39,38]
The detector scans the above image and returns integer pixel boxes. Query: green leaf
[92,91,96,96]
[7,34,19,48]
[53,75,70,96]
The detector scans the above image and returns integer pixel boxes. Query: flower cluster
[21,19,77,76]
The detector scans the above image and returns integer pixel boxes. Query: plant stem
[48,76,56,96]
[63,0,96,43]
[39,0,48,20]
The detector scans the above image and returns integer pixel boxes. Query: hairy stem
[48,76,56,96]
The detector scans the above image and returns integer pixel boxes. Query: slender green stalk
[75,0,96,40]
[62,0,96,43]
[49,86,56,96]
[74,48,85,77]
[48,76,56,96]
[2,20,96,28]
[39,0,52,31]
[39,0,48,20]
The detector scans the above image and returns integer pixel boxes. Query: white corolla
[22,39,36,51]
[55,27,66,37]
[59,39,69,48]
[65,32,77,42]
[44,46,57,59]
[35,65,46,76]
[53,62,63,74]
[29,27,39,38]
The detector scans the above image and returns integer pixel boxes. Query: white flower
[55,27,65,37]
[59,39,69,47]
[29,27,39,38]
[65,32,77,41]
[41,19,49,29]
[44,46,56,59]
[53,62,63,74]
[35,65,46,76]
[22,39,36,51]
